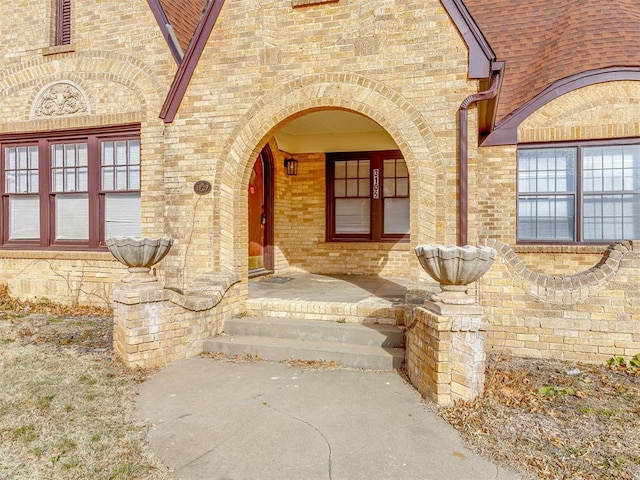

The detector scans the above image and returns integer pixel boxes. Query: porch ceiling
[274,110,398,153]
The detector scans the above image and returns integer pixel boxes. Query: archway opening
[248,108,413,279]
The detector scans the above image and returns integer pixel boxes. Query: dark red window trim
[326,150,409,243]
[0,125,140,251]
[516,137,640,245]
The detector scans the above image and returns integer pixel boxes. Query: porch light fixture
[284,157,298,176]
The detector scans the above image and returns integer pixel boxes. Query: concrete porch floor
[248,272,409,304]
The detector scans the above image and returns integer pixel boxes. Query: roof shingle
[464,0,640,123]
[158,0,209,53]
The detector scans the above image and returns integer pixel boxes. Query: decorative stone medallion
[32,81,89,118]
[193,180,212,195]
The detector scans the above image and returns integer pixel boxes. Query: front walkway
[136,357,521,480]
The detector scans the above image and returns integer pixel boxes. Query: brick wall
[481,240,640,363]
[472,80,640,362]
[0,0,175,304]
[160,0,473,286]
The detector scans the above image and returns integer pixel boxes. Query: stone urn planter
[106,236,174,283]
[415,244,497,305]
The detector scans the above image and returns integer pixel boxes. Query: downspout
[458,69,501,246]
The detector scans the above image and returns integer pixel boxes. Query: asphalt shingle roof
[158,0,209,53]
[464,0,640,122]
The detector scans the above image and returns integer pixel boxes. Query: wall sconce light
[284,158,298,176]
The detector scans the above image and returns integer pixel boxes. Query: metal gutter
[160,0,226,122]
[458,64,503,246]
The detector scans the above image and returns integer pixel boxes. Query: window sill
[0,249,114,261]
[42,44,76,56]
[514,244,609,255]
[323,241,411,250]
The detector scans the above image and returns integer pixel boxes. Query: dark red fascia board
[482,66,640,146]
[440,0,496,79]
[147,0,183,64]
[160,0,225,123]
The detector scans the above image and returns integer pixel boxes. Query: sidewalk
[136,357,522,480]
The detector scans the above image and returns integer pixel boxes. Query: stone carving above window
[32,81,89,118]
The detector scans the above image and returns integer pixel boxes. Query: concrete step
[204,316,406,370]
[202,335,405,370]
[224,316,404,347]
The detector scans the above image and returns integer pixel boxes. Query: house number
[193,180,212,195]
[373,168,379,199]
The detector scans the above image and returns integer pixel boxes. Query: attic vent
[55,0,71,46]
[292,0,339,8]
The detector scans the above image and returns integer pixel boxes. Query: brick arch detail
[0,52,167,121]
[214,73,446,273]
[519,81,640,141]
[484,239,631,305]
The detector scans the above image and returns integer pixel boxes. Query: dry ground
[1,286,639,480]
[440,353,640,480]
[0,289,173,480]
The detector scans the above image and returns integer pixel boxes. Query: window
[1,125,141,249]
[326,151,409,241]
[517,142,640,243]
[55,0,71,46]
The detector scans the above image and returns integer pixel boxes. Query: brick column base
[405,303,487,405]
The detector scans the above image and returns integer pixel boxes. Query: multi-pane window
[517,142,640,242]
[1,126,141,249]
[327,151,409,241]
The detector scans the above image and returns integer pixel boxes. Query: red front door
[248,148,273,275]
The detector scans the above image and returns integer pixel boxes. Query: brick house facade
[1,0,638,369]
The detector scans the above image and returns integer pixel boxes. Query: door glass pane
[9,195,40,239]
[335,198,370,234]
[56,194,88,240]
[105,193,141,238]
[384,198,409,234]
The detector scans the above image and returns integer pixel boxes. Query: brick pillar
[112,282,171,368]
[405,301,487,405]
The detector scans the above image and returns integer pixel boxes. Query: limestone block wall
[481,240,640,363]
